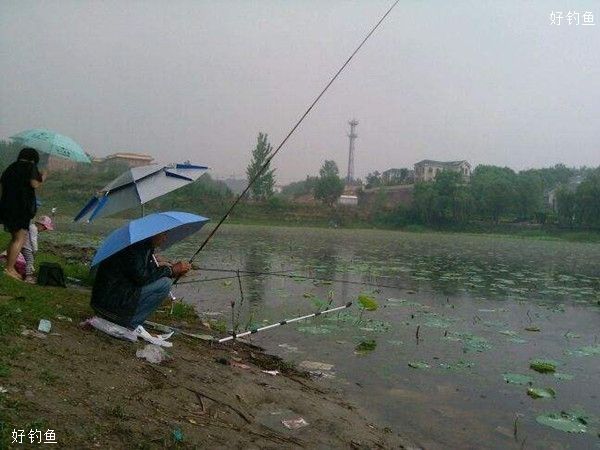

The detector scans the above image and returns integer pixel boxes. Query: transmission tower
[346,119,358,184]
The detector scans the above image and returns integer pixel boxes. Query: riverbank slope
[0,274,414,449]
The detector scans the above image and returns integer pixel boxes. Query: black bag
[37,262,66,288]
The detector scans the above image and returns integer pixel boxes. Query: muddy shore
[0,280,416,449]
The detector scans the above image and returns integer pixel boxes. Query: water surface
[50,223,600,449]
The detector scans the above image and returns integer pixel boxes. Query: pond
[49,223,600,449]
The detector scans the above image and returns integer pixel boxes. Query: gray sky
[1,0,599,183]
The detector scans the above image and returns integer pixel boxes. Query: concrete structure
[360,185,414,209]
[414,160,471,182]
[338,194,358,206]
[103,152,154,168]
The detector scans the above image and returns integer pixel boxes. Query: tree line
[407,164,600,229]
[4,134,599,231]
[245,133,600,230]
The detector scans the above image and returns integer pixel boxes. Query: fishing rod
[178,266,404,290]
[179,0,400,271]
[217,302,352,343]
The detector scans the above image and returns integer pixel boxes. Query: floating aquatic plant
[408,361,430,369]
[536,411,587,433]
[356,294,378,325]
[529,359,558,374]
[527,387,556,399]
[354,339,377,354]
[566,344,600,357]
[445,332,492,353]
[553,372,574,381]
[358,294,378,311]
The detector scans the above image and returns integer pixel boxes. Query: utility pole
[346,119,358,184]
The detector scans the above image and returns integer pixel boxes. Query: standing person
[21,215,54,283]
[0,148,46,280]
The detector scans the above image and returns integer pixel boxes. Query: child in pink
[21,215,54,283]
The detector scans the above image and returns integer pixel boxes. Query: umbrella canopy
[10,129,90,163]
[74,163,209,222]
[91,211,209,267]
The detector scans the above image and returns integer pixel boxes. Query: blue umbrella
[91,211,209,267]
[10,128,91,163]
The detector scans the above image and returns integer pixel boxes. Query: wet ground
[49,222,600,449]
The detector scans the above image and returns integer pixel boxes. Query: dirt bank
[0,284,415,449]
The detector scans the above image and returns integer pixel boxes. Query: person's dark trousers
[129,277,173,328]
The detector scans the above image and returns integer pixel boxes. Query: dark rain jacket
[90,239,172,327]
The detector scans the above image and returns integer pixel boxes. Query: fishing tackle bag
[37,262,66,288]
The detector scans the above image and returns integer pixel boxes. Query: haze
[1,0,598,183]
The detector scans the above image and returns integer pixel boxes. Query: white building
[338,194,358,206]
[414,160,471,182]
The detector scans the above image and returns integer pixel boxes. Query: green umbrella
[10,128,90,163]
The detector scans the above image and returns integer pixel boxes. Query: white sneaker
[134,326,173,348]
[157,331,175,341]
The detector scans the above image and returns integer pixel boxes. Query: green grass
[169,301,197,320]
[0,362,9,378]
[0,233,94,285]
[38,369,60,385]
[387,223,600,243]
[0,277,89,337]
[0,252,91,449]
[209,319,227,333]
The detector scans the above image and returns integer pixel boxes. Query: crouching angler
[91,232,191,329]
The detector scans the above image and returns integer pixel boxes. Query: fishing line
[181,0,401,270]
[177,266,404,290]
[181,267,297,284]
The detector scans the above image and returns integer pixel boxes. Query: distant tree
[514,172,543,220]
[281,176,318,198]
[575,168,600,229]
[521,164,577,194]
[555,184,576,228]
[246,132,276,201]
[433,171,471,223]
[412,181,437,224]
[470,165,517,223]
[365,171,382,189]
[314,160,344,206]
[411,171,471,225]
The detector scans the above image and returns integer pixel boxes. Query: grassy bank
[390,223,600,243]
[225,215,600,243]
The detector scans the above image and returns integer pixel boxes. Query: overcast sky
[1,1,598,183]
